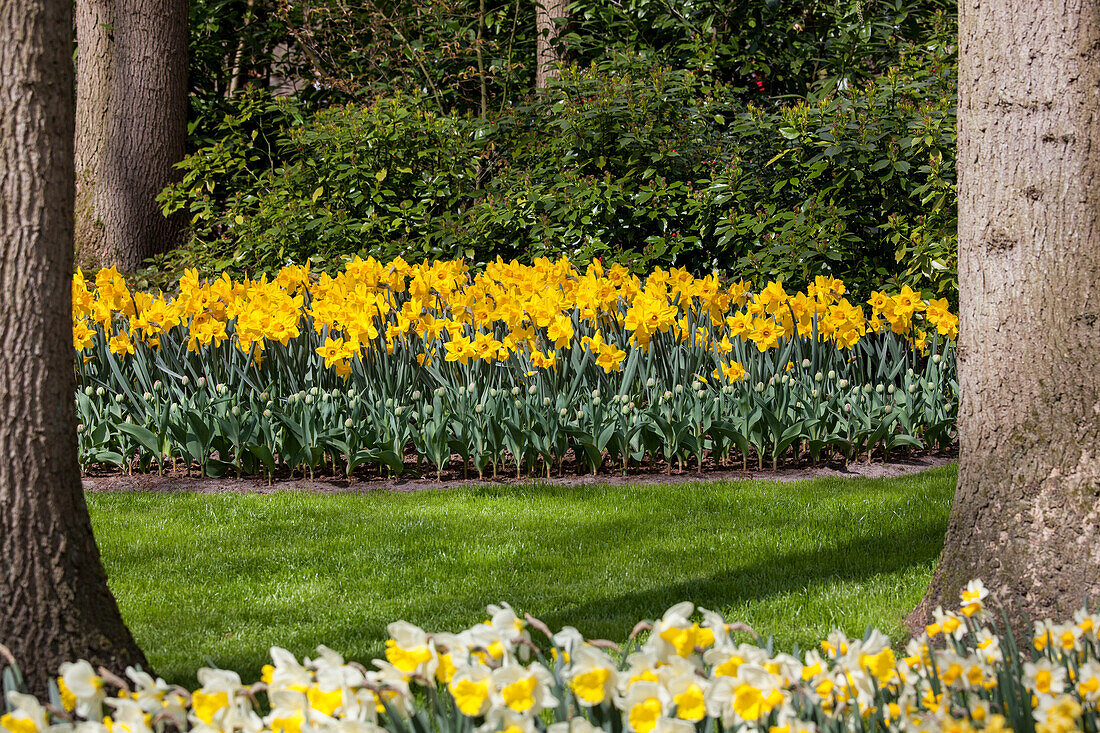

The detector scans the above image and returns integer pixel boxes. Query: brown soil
[83,451,957,495]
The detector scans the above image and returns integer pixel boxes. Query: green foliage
[161,93,492,273]
[709,12,957,297]
[160,1,957,300]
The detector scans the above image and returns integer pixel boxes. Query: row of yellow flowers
[73,258,957,379]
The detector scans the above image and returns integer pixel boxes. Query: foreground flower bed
[4,582,1097,733]
[73,259,957,478]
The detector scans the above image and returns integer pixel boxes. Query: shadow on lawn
[535,514,946,635]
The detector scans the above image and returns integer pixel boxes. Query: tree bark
[535,0,567,90]
[0,0,148,696]
[911,0,1100,629]
[74,0,189,273]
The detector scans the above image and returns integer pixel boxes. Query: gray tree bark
[912,0,1100,628]
[74,0,189,273]
[535,0,567,90]
[0,0,147,696]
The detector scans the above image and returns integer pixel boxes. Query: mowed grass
[87,464,956,687]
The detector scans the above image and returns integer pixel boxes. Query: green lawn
[88,464,956,687]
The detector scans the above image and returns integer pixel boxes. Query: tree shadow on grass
[535,513,947,636]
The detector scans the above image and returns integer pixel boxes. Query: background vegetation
[151,0,958,301]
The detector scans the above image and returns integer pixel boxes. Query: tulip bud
[827,370,836,380]
[876,384,884,393]
[96,386,106,396]
[344,418,353,428]
[511,386,520,396]
[529,385,537,395]
[197,377,206,388]
[815,371,823,382]
[802,358,811,368]
[412,390,421,400]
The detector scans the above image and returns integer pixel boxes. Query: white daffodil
[620,681,670,733]
[1023,658,1066,698]
[489,663,557,715]
[645,603,715,661]
[189,668,242,728]
[449,664,492,718]
[563,646,617,707]
[550,627,585,664]
[616,651,661,696]
[725,664,788,725]
[661,671,708,723]
[383,622,437,679]
[59,661,106,720]
[102,698,152,733]
[2,692,50,733]
[703,643,767,679]
[265,647,311,695]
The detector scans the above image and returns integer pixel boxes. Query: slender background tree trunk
[0,0,147,696]
[535,0,567,90]
[912,0,1100,627]
[75,0,189,273]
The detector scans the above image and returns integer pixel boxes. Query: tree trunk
[911,0,1100,629]
[535,0,567,90]
[74,0,189,273]
[0,0,148,696]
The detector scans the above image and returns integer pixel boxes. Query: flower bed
[3,582,1095,733]
[72,259,957,479]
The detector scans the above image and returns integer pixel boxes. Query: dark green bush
[158,13,956,301]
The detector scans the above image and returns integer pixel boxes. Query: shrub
[158,20,957,302]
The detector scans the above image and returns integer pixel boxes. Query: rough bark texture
[911,0,1100,629]
[74,0,188,273]
[0,0,147,696]
[535,0,567,90]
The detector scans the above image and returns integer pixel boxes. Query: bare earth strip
[82,453,956,495]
